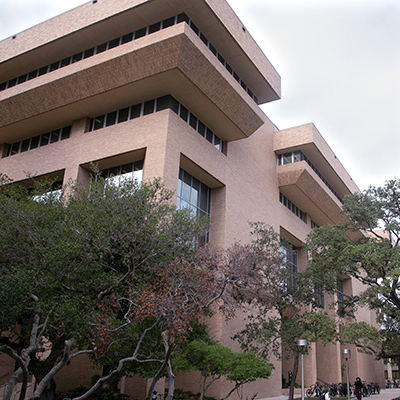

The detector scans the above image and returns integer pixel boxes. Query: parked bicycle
[306,382,324,398]
[369,382,380,394]
[337,382,352,398]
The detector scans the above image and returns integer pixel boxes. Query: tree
[0,174,280,400]
[233,223,338,400]
[224,351,272,400]
[0,174,208,400]
[174,340,272,400]
[305,178,400,362]
[82,233,280,400]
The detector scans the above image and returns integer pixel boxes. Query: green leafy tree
[305,178,400,362]
[0,174,280,400]
[0,174,208,400]
[175,340,272,400]
[224,351,272,400]
[234,223,338,400]
[84,230,281,400]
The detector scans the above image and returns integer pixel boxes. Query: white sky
[1,0,399,191]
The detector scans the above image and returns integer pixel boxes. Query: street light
[297,339,308,400]
[342,349,351,400]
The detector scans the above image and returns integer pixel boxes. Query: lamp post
[297,339,308,400]
[342,349,351,400]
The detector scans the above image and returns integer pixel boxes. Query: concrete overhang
[0,24,265,144]
[0,0,280,105]
[277,162,348,226]
[274,123,359,199]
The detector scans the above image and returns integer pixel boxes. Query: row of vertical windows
[0,15,186,92]
[310,220,319,229]
[279,192,306,223]
[0,14,258,105]
[177,168,211,243]
[280,245,298,290]
[88,95,224,153]
[100,160,144,184]
[314,280,325,309]
[4,126,72,157]
[281,244,325,308]
[277,150,342,203]
[337,282,345,317]
[182,15,258,104]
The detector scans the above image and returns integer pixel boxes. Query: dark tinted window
[135,28,146,39]
[118,107,130,123]
[149,22,161,34]
[162,17,175,28]
[143,100,155,115]
[130,104,141,119]
[106,111,117,127]
[108,38,120,49]
[121,33,133,44]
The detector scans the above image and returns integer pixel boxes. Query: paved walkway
[362,388,400,400]
[265,388,400,400]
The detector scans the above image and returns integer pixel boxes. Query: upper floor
[275,123,360,228]
[0,0,281,148]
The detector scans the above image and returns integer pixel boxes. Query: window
[88,95,225,153]
[108,38,120,49]
[177,168,211,243]
[143,100,155,115]
[40,133,50,147]
[17,74,27,84]
[279,192,306,223]
[72,52,83,63]
[100,160,144,186]
[32,180,63,203]
[337,280,345,317]
[280,244,298,290]
[118,107,130,123]
[106,111,117,127]
[277,150,342,203]
[96,43,108,54]
[162,17,175,28]
[0,14,258,105]
[121,33,133,44]
[28,70,38,80]
[4,126,71,157]
[314,280,325,309]
[149,22,161,34]
[311,220,319,229]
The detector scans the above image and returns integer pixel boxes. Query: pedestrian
[354,377,363,400]
[152,390,157,400]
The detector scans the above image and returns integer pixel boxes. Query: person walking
[354,377,363,400]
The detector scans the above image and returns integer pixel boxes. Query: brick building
[0,0,385,398]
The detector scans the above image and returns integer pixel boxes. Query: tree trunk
[29,364,57,400]
[30,340,75,400]
[220,383,239,400]
[18,371,28,400]
[165,359,175,400]
[289,351,299,400]
[4,368,23,400]
[40,379,56,400]
[147,332,174,400]
[199,376,205,400]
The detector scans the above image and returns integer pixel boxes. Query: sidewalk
[264,388,400,400]
[363,388,400,400]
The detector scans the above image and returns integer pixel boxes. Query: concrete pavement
[265,388,400,400]
[363,388,400,400]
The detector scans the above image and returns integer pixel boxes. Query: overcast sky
[1,0,399,191]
